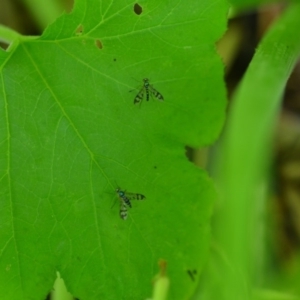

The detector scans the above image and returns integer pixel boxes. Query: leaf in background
[0,0,228,299]
[216,3,300,299]
[229,0,277,9]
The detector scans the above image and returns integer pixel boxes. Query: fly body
[116,188,132,208]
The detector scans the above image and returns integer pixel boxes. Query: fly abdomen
[143,78,150,101]
[123,196,132,208]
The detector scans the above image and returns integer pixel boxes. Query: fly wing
[119,200,128,220]
[134,87,144,104]
[126,192,146,200]
[149,85,164,101]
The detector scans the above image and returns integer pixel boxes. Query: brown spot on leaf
[95,39,103,49]
[75,24,84,35]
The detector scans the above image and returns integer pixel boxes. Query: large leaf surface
[0,0,228,299]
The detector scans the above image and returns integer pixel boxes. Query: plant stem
[0,25,21,44]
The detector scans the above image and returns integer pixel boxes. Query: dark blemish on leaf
[95,39,103,49]
[113,58,117,62]
[75,24,84,35]
[134,3,143,15]
[185,146,193,162]
[187,269,197,281]
[154,166,157,169]
[44,293,51,300]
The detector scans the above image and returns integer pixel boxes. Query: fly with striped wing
[133,78,164,104]
[116,188,146,220]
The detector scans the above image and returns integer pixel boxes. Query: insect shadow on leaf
[187,269,197,281]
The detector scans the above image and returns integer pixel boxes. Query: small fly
[134,78,164,104]
[116,188,146,220]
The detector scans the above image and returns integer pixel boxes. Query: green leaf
[0,0,228,299]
